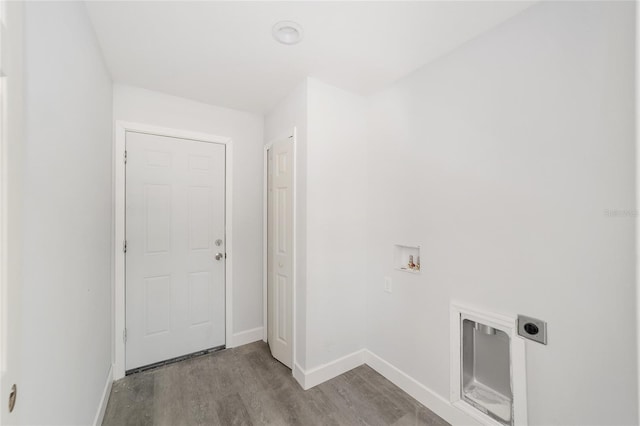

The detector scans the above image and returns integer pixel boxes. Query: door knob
[215,253,224,261]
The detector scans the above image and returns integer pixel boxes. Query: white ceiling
[86,1,535,113]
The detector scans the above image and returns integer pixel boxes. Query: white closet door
[125,131,225,371]
[267,138,294,368]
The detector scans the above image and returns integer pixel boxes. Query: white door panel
[267,139,293,368]
[126,131,225,371]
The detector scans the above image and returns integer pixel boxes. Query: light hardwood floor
[103,341,449,426]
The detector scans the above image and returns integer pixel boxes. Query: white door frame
[113,121,233,380]
[263,128,297,370]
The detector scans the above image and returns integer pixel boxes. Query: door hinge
[123,240,128,253]
[123,328,128,343]
[124,150,128,164]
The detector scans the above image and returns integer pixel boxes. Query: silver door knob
[215,253,224,261]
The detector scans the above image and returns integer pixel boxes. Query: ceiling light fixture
[272,21,303,45]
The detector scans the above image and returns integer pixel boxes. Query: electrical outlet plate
[517,315,547,345]
[384,277,392,293]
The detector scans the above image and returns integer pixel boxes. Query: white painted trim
[0,3,13,383]
[262,145,268,343]
[230,327,264,348]
[224,142,234,349]
[450,302,528,426]
[292,362,306,388]
[113,121,233,378]
[113,123,126,379]
[291,127,298,375]
[636,2,640,421]
[0,25,7,378]
[92,365,113,426]
[364,350,480,426]
[294,350,366,390]
[263,128,297,369]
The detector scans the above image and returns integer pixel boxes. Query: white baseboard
[292,362,306,389]
[92,364,113,426]
[294,349,366,390]
[364,350,481,426]
[229,326,264,348]
[291,348,477,426]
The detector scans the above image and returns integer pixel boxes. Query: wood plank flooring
[102,341,449,426]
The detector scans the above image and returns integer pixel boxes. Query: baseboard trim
[292,362,306,389]
[291,348,477,426]
[294,349,366,390]
[229,326,264,348]
[364,350,481,426]
[93,364,113,426]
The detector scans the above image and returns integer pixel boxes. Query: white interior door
[125,131,226,371]
[1,1,24,421]
[267,139,294,368]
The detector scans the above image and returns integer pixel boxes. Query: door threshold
[126,345,226,376]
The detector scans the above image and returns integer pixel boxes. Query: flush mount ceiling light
[272,21,303,45]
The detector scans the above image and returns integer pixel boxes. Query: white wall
[305,79,368,368]
[113,85,264,337]
[265,79,368,373]
[265,80,308,369]
[365,1,637,424]
[21,2,113,424]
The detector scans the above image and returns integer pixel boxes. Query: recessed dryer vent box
[462,319,513,426]
[450,303,528,426]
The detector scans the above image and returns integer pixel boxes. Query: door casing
[113,121,233,380]
[262,128,297,371]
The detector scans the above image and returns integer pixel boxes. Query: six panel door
[267,138,294,368]
[125,131,226,371]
